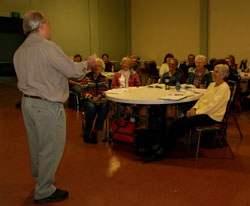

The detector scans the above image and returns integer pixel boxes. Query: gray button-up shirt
[14,33,87,103]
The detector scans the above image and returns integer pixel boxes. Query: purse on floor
[111,119,135,143]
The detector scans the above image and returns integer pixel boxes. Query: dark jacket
[186,68,213,88]
[160,70,182,86]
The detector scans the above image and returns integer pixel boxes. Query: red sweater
[112,70,141,88]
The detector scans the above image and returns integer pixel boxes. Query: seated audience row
[78,56,142,144]
[143,63,231,162]
[159,54,239,89]
[70,53,240,147]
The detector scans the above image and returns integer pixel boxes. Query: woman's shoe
[90,132,97,144]
[135,147,151,157]
[83,134,92,143]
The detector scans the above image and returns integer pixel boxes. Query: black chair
[188,84,236,160]
[68,90,80,111]
[229,77,244,139]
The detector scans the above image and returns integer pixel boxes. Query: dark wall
[0,17,26,75]
[0,16,26,63]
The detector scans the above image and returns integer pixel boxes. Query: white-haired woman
[144,64,231,162]
[81,58,109,143]
[186,55,212,88]
[112,57,141,88]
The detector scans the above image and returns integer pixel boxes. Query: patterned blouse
[80,72,109,101]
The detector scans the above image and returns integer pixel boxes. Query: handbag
[111,119,135,143]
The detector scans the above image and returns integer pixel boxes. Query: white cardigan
[193,82,230,122]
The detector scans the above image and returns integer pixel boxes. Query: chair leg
[81,112,85,136]
[195,131,202,160]
[232,113,243,139]
[221,129,234,159]
[237,100,242,113]
[146,77,151,85]
[215,130,225,148]
[174,105,178,117]
[75,94,80,111]
[187,129,192,153]
[105,114,109,139]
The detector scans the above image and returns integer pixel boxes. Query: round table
[105,86,205,105]
[104,86,206,143]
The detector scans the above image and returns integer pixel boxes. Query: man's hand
[87,54,97,67]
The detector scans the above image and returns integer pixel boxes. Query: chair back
[223,82,237,127]
[144,61,150,73]
[227,78,240,112]
[145,61,159,77]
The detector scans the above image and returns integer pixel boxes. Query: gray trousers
[21,96,66,200]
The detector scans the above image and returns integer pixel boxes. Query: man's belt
[23,94,62,104]
[23,94,44,100]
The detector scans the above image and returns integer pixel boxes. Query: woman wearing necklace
[160,58,182,86]
[112,57,141,88]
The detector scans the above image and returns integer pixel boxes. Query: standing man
[14,11,96,203]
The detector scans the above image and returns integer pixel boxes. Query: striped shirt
[80,72,109,100]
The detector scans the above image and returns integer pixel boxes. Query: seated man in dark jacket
[186,55,212,88]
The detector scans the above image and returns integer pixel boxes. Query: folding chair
[188,84,236,160]
[229,77,244,139]
[68,90,80,111]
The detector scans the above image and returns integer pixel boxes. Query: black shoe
[16,101,21,108]
[90,132,97,144]
[143,147,165,162]
[83,135,91,143]
[135,147,151,157]
[34,189,68,203]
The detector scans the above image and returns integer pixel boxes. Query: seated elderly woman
[102,53,113,72]
[68,54,84,100]
[224,56,239,82]
[130,55,142,83]
[159,53,174,78]
[143,63,231,162]
[160,58,182,86]
[112,57,141,88]
[81,58,109,144]
[186,55,213,88]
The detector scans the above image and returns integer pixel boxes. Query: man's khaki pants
[21,96,66,200]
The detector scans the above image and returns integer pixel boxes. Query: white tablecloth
[105,86,205,105]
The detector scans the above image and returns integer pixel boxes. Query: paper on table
[147,83,165,89]
[159,93,188,100]
[181,84,196,89]
[105,88,129,94]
